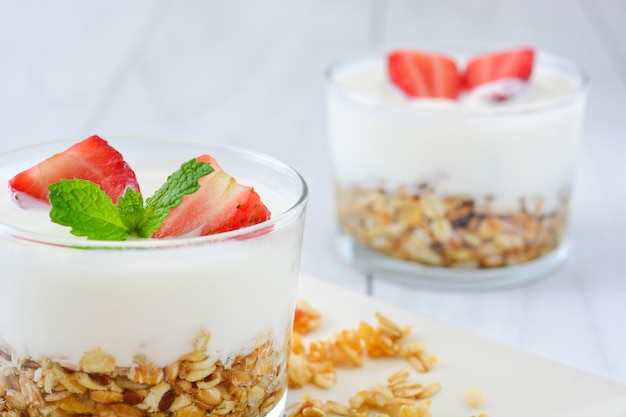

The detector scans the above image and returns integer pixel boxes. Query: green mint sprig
[48,159,214,240]
[49,180,129,240]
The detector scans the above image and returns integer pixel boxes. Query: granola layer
[337,185,568,268]
[0,331,287,417]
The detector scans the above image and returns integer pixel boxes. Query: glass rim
[0,135,309,250]
[325,42,589,116]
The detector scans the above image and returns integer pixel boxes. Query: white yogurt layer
[0,156,304,368]
[327,54,587,211]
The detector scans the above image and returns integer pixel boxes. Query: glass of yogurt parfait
[326,44,588,289]
[0,137,308,417]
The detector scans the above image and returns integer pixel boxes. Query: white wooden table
[1,0,624,386]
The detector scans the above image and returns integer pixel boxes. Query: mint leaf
[47,159,214,241]
[49,179,130,240]
[138,159,214,238]
[118,188,145,231]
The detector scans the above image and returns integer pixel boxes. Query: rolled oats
[90,390,124,404]
[464,387,484,408]
[80,348,116,375]
[5,389,26,410]
[294,299,322,335]
[288,312,435,391]
[285,367,436,417]
[337,184,568,268]
[0,330,287,417]
[285,304,443,417]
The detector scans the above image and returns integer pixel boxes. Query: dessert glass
[0,137,308,417]
[326,45,588,289]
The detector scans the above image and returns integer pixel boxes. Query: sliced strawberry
[152,156,270,238]
[464,47,535,91]
[387,50,461,99]
[8,135,140,207]
[197,154,222,172]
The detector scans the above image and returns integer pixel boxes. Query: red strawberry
[8,135,140,207]
[464,48,535,91]
[152,155,270,238]
[388,50,461,99]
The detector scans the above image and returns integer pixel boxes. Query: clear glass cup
[0,137,308,417]
[326,45,588,289]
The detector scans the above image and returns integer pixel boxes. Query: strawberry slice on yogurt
[8,135,140,207]
[387,50,462,99]
[7,136,271,239]
[152,155,271,238]
[463,47,535,101]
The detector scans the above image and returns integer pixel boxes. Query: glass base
[337,233,568,290]
[265,390,287,417]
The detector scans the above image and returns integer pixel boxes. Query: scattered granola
[285,363,440,417]
[286,302,500,417]
[337,185,568,268]
[0,330,287,417]
[464,387,484,408]
[294,299,322,335]
[288,312,436,390]
[285,370,437,417]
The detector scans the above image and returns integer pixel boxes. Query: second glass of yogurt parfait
[326,45,588,289]
[0,137,308,417]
